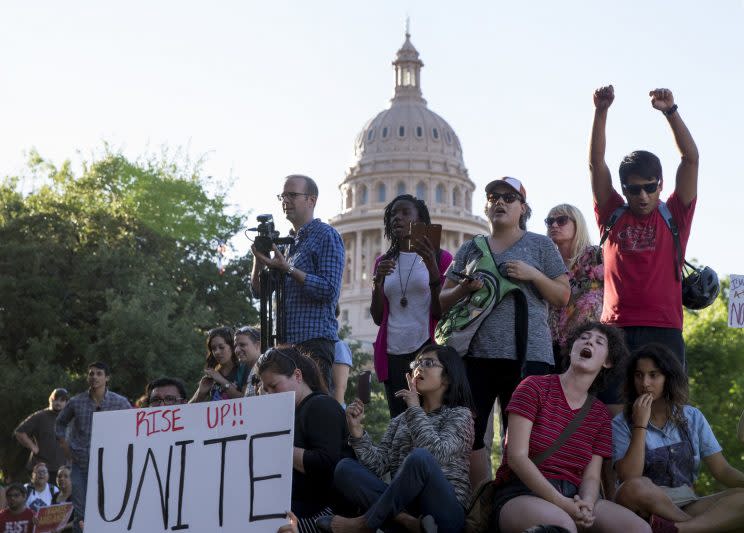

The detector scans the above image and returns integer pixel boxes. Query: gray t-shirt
[447,232,567,364]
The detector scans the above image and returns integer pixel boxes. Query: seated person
[190,327,248,402]
[317,344,475,533]
[256,345,350,527]
[493,322,650,533]
[613,343,744,532]
[0,483,35,533]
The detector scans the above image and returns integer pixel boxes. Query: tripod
[257,252,289,353]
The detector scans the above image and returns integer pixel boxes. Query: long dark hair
[206,327,238,369]
[562,321,629,394]
[382,194,434,261]
[415,344,475,412]
[256,344,328,394]
[623,343,688,428]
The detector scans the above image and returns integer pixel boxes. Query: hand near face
[394,372,421,409]
[346,399,365,438]
[197,375,214,394]
[632,393,653,428]
[649,88,675,113]
[593,85,614,110]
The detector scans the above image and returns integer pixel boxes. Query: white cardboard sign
[85,392,295,532]
[729,275,744,328]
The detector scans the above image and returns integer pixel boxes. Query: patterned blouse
[549,245,604,351]
[349,404,474,508]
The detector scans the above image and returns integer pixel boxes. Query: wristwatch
[222,382,232,391]
[287,265,296,275]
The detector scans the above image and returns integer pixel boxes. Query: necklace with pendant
[398,254,419,308]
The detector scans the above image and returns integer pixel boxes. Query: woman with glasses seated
[257,345,351,527]
[545,204,604,363]
[234,325,262,397]
[440,177,570,486]
[190,327,248,402]
[315,344,475,533]
[371,194,452,419]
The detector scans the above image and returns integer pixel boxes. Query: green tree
[0,150,257,480]
[685,279,744,494]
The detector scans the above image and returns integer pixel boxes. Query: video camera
[248,214,294,255]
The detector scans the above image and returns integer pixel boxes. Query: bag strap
[599,202,682,281]
[531,395,595,467]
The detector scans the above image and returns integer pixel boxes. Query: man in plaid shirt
[251,175,345,389]
[55,361,130,532]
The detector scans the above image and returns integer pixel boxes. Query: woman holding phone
[371,194,452,418]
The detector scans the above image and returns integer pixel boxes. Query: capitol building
[330,32,489,344]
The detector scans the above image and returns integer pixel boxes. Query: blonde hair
[547,204,591,269]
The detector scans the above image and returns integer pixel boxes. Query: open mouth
[579,347,592,359]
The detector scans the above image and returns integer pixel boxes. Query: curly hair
[623,343,689,429]
[562,321,629,394]
[381,194,432,260]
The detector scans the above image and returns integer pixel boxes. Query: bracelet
[286,265,296,275]
[664,104,678,117]
[632,425,647,430]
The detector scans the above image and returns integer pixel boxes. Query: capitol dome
[330,31,489,344]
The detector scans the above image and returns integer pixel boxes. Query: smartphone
[357,370,372,404]
[451,270,475,281]
[407,222,443,252]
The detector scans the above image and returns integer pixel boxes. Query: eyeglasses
[486,192,522,204]
[149,396,183,406]
[544,215,573,227]
[277,192,311,202]
[409,358,444,370]
[622,181,660,195]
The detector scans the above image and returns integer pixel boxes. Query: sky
[1,1,742,275]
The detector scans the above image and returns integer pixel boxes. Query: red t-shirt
[595,190,696,329]
[0,508,35,533]
[494,374,612,487]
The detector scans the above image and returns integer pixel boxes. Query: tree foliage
[685,279,744,494]
[0,150,257,480]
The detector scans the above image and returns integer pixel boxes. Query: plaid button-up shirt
[55,389,131,469]
[284,218,344,344]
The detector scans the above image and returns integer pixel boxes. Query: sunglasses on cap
[544,215,573,227]
[236,326,260,341]
[486,192,522,204]
[622,181,660,195]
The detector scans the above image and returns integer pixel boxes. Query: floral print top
[549,245,604,351]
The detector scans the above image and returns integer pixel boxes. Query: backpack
[434,236,528,366]
[599,202,719,310]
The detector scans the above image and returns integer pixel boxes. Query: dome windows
[377,183,386,203]
[382,127,389,139]
[398,126,405,137]
[432,128,439,140]
[416,182,426,200]
[445,131,452,144]
[435,184,445,204]
[358,185,368,205]
[397,181,406,196]
[367,129,375,141]
[416,126,423,138]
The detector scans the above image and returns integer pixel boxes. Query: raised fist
[593,85,615,110]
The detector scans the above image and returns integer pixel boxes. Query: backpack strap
[473,236,529,373]
[598,205,628,248]
[657,201,682,281]
[531,395,595,467]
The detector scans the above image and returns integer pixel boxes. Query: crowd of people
[2,87,744,533]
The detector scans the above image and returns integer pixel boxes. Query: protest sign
[729,274,744,328]
[35,503,73,533]
[85,392,295,532]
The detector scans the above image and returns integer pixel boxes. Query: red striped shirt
[494,374,612,487]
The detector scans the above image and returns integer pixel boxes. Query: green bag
[435,236,527,360]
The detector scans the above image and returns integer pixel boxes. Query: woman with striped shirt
[493,322,650,533]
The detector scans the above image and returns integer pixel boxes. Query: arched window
[367,129,375,141]
[432,128,439,140]
[416,182,426,200]
[397,181,406,196]
[465,191,472,211]
[435,184,445,204]
[452,187,460,207]
[416,126,423,138]
[382,127,389,139]
[398,126,405,137]
[377,183,386,203]
[358,185,368,205]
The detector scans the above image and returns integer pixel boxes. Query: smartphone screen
[426,224,442,250]
[408,222,427,252]
[357,370,371,404]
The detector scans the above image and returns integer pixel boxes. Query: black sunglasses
[622,181,660,195]
[486,192,522,204]
[236,326,260,341]
[544,215,573,227]
[257,348,298,372]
